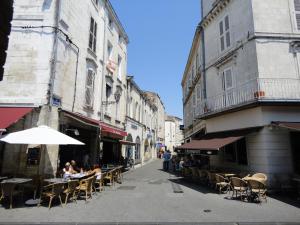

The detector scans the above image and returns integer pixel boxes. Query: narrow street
[0,160,300,224]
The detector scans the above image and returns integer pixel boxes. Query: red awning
[63,111,99,128]
[0,107,33,129]
[176,136,243,151]
[272,121,300,131]
[100,122,127,137]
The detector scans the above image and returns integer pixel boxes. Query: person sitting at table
[63,162,73,178]
[70,160,80,173]
[90,164,102,180]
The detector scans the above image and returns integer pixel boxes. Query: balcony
[196,78,300,118]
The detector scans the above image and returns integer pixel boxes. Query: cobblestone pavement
[0,159,300,224]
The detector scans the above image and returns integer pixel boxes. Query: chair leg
[65,193,69,205]
[58,195,63,207]
[48,197,53,209]
[72,192,78,203]
[9,194,13,209]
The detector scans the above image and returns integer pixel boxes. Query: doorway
[290,132,300,175]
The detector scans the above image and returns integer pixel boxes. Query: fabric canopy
[0,107,33,129]
[272,121,300,131]
[0,125,84,145]
[175,136,243,151]
[100,122,127,137]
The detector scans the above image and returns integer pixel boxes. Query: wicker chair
[38,183,64,209]
[215,174,230,194]
[77,176,93,201]
[248,179,267,202]
[0,183,23,209]
[95,174,105,192]
[252,173,267,181]
[207,172,216,188]
[63,180,79,205]
[104,171,114,187]
[230,177,249,201]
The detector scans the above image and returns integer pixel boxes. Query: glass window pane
[219,21,223,35]
[220,36,225,51]
[225,16,229,31]
[226,32,231,47]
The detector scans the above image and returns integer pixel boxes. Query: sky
[110,0,200,119]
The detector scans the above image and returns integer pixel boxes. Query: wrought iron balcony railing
[196,78,300,118]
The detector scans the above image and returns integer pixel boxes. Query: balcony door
[222,68,234,107]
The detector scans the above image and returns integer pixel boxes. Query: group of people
[62,160,102,180]
[161,154,210,172]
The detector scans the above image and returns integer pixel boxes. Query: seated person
[90,164,102,180]
[70,160,80,173]
[63,162,74,178]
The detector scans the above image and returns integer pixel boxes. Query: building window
[89,17,97,53]
[223,138,248,165]
[295,0,300,30]
[85,69,95,107]
[222,68,233,90]
[26,147,40,166]
[106,84,112,99]
[108,17,113,29]
[118,55,122,80]
[107,42,113,60]
[219,15,230,52]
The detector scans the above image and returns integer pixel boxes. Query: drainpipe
[48,0,61,117]
[200,0,207,99]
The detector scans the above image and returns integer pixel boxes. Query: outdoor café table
[223,173,236,178]
[1,178,32,184]
[43,178,67,184]
[70,173,89,180]
[0,176,8,182]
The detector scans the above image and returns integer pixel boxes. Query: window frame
[85,68,95,107]
[219,15,231,52]
[88,17,97,53]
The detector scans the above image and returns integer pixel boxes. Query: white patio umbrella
[0,125,84,176]
[0,125,84,145]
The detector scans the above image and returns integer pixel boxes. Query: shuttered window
[219,15,231,52]
[295,0,300,30]
[222,68,233,90]
[89,17,97,53]
[85,69,95,107]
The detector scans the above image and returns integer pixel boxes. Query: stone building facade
[182,0,300,188]
[0,0,129,176]
[165,115,184,153]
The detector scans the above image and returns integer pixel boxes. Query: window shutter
[295,0,300,30]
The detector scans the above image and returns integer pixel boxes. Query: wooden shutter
[295,0,300,30]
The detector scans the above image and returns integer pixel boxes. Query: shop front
[100,122,127,165]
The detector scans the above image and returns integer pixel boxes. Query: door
[222,68,234,107]
[290,132,300,175]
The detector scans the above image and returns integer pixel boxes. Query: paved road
[0,159,300,224]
